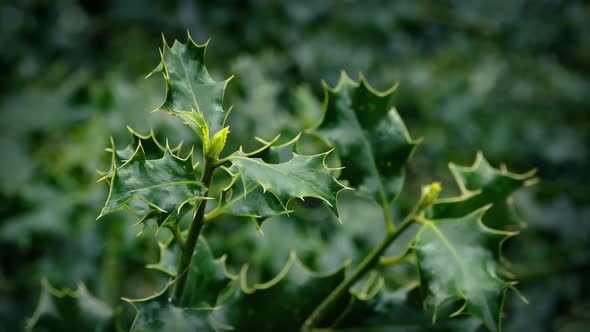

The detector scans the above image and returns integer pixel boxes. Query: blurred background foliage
[0,0,588,331]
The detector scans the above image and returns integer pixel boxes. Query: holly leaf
[111,127,184,164]
[147,236,236,307]
[428,152,536,229]
[98,134,206,229]
[413,207,517,332]
[215,252,348,331]
[250,133,301,164]
[227,150,349,220]
[332,279,483,332]
[313,72,420,208]
[204,136,301,225]
[26,279,114,332]
[131,236,235,331]
[125,285,227,332]
[149,32,232,138]
[206,173,287,226]
[146,238,183,277]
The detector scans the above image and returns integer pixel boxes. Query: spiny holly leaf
[125,285,228,332]
[250,133,301,164]
[428,152,536,229]
[146,237,183,277]
[98,127,180,183]
[204,135,302,225]
[227,150,349,220]
[313,72,420,208]
[98,135,206,229]
[147,236,236,307]
[206,173,287,226]
[215,252,348,331]
[149,32,232,139]
[26,279,114,332]
[413,207,517,332]
[114,127,184,163]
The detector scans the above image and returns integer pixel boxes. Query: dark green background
[1,1,588,331]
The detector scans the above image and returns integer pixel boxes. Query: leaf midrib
[126,180,199,193]
[336,92,389,206]
[424,222,468,279]
[177,49,201,114]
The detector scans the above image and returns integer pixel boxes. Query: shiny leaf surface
[414,207,516,332]
[98,135,205,228]
[149,33,232,138]
[313,72,420,206]
[208,173,287,225]
[228,151,349,219]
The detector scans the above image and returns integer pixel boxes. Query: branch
[172,157,216,304]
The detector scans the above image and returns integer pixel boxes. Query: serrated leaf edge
[206,167,292,221]
[228,150,352,221]
[448,151,538,196]
[313,71,422,208]
[413,205,519,331]
[97,137,208,220]
[148,32,234,137]
[238,251,350,295]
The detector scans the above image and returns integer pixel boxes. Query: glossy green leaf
[428,152,536,229]
[205,135,298,226]
[413,207,517,332]
[26,279,114,332]
[250,133,301,164]
[206,173,287,225]
[149,33,232,138]
[98,135,205,228]
[215,252,348,331]
[313,72,420,207]
[228,150,349,219]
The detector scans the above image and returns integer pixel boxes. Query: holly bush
[1,2,588,332]
[26,34,538,331]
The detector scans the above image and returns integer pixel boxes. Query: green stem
[172,157,216,304]
[300,214,416,332]
[301,182,442,331]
